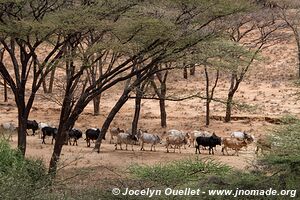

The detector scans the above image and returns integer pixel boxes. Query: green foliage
[279,114,299,125]
[129,158,231,187]
[50,155,300,199]
[232,101,258,113]
[260,121,300,174]
[0,140,54,200]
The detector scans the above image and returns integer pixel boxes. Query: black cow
[41,126,58,144]
[27,120,39,136]
[85,128,104,147]
[68,128,83,146]
[195,133,222,155]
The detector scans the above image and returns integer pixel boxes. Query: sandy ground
[0,30,299,176]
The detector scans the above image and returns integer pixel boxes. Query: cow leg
[192,139,195,147]
[32,130,35,136]
[166,144,169,153]
[140,142,144,151]
[255,146,259,154]
[225,147,229,155]
[189,138,193,147]
[131,144,134,151]
[179,146,181,153]
[232,148,236,156]
[195,145,201,154]
[115,143,118,150]
[42,135,45,144]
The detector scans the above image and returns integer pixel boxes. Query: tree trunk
[4,79,7,102]
[94,89,130,153]
[225,72,240,123]
[159,98,167,128]
[151,69,168,128]
[206,100,210,126]
[41,74,48,93]
[48,68,56,93]
[298,50,300,79]
[48,124,69,176]
[93,94,101,116]
[225,93,234,122]
[159,80,167,128]
[0,50,7,102]
[49,43,75,176]
[17,110,27,156]
[296,37,300,78]
[131,85,142,135]
[204,66,210,126]
[48,82,74,176]
[190,64,195,76]
[183,66,188,79]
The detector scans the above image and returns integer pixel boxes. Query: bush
[279,115,299,125]
[56,156,299,200]
[129,158,231,187]
[0,140,55,200]
[260,121,300,174]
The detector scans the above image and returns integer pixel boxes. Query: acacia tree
[44,0,252,176]
[203,64,219,126]
[0,0,71,155]
[41,63,57,94]
[91,0,252,154]
[185,40,243,126]
[131,60,151,135]
[80,38,120,116]
[150,64,169,128]
[223,8,282,122]
[273,0,300,78]
[48,0,170,175]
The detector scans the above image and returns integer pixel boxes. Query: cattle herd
[0,120,271,156]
